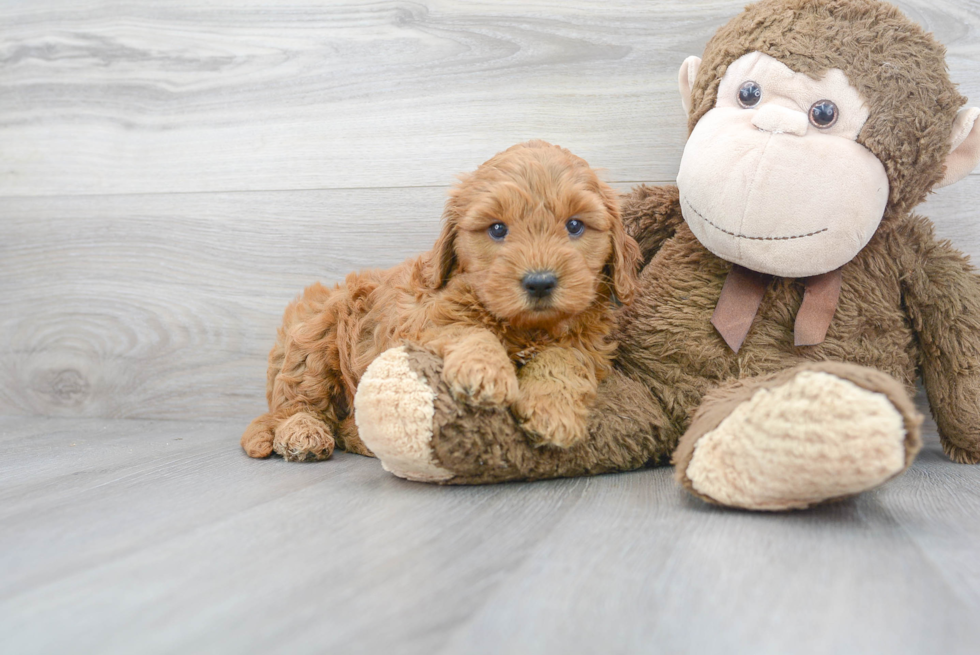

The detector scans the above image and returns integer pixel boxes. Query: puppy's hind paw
[242,414,277,458]
[272,412,336,462]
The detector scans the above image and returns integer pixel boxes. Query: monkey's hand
[620,184,685,266]
[901,219,980,464]
[923,373,980,464]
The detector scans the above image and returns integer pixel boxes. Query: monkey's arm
[899,215,980,464]
[620,185,686,267]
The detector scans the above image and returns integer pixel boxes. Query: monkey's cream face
[677,52,889,278]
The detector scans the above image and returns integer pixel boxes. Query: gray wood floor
[2,409,979,655]
[3,1,980,653]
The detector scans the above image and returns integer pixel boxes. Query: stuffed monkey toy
[350,0,980,510]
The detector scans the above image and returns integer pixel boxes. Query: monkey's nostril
[522,271,558,299]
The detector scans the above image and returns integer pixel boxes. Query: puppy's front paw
[515,397,589,448]
[443,350,519,407]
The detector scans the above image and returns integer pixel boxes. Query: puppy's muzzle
[522,271,558,300]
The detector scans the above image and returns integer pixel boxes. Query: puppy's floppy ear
[427,204,460,290]
[599,182,642,305]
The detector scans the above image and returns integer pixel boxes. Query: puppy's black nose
[522,271,558,299]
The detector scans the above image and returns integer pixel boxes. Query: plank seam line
[0,181,679,202]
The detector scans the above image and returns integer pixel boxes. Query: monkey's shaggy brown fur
[370,0,980,486]
[241,140,640,461]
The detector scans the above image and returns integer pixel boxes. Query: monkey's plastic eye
[566,218,585,238]
[809,100,838,128]
[488,223,508,241]
[737,81,762,108]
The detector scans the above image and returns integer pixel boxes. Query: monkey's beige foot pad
[673,364,923,511]
[354,346,454,483]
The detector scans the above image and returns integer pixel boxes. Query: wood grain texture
[3,177,980,420]
[0,176,980,419]
[0,0,978,197]
[2,0,980,420]
[0,414,977,655]
[0,187,446,419]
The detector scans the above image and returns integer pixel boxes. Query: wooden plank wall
[2,0,979,421]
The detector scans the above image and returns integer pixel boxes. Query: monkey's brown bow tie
[711,264,843,353]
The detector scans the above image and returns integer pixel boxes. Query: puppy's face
[434,141,637,329]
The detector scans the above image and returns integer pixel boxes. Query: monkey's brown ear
[938,107,980,189]
[426,213,458,289]
[678,56,702,115]
[600,184,642,305]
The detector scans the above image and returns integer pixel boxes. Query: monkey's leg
[672,362,923,511]
[353,345,674,484]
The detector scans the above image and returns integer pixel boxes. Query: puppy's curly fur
[241,140,641,462]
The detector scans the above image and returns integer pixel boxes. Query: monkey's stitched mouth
[684,198,829,241]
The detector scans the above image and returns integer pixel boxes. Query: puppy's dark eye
[566,219,585,238]
[738,81,762,108]
[488,223,508,241]
[809,100,838,128]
